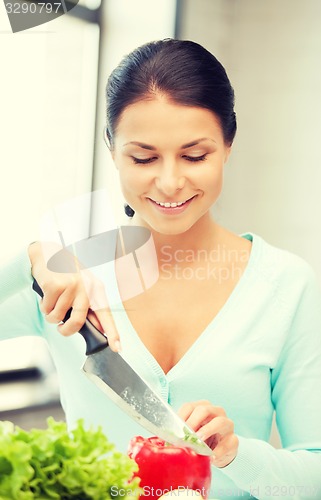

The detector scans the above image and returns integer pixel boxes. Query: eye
[183,154,208,162]
[131,156,157,165]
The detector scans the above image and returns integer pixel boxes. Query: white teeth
[155,200,186,207]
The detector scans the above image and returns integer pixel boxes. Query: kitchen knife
[32,279,212,456]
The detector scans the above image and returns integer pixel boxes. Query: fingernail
[114,340,121,352]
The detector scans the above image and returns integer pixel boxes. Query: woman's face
[112,96,231,235]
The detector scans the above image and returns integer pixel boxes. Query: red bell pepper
[128,436,211,499]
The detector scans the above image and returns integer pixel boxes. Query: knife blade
[32,278,212,456]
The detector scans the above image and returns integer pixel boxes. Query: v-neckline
[110,232,259,379]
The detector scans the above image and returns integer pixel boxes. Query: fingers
[81,272,122,352]
[178,401,226,430]
[86,309,104,332]
[30,241,122,349]
[58,306,122,352]
[94,307,121,352]
[198,415,233,441]
[56,295,90,336]
[178,400,238,468]
[42,279,122,351]
[45,281,122,351]
[210,433,239,468]
[40,280,69,316]
[39,279,89,335]
[42,284,85,320]
[28,242,120,351]
[178,400,211,420]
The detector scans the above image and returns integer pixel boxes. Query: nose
[155,160,185,196]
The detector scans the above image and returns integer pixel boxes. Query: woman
[1,39,321,499]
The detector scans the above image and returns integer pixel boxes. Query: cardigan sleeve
[0,249,33,304]
[0,249,44,339]
[219,262,321,499]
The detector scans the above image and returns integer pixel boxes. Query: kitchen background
[0,0,320,448]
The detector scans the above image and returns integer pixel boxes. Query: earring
[124,204,135,217]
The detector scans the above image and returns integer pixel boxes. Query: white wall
[0,9,99,263]
[178,0,321,281]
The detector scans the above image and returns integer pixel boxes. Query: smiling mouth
[149,196,196,208]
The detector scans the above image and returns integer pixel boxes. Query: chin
[147,219,196,237]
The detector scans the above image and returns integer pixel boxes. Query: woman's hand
[178,400,239,468]
[28,241,121,351]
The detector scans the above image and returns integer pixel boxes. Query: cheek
[117,166,148,198]
[201,164,224,195]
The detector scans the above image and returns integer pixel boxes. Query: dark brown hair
[106,38,236,148]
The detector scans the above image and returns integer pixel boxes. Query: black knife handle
[32,278,109,355]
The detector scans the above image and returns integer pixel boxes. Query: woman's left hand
[178,400,239,468]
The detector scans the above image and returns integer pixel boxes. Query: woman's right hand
[28,241,121,352]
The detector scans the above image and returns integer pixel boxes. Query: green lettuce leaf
[0,417,141,500]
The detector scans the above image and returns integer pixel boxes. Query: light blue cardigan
[1,234,321,499]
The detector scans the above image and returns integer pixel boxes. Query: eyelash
[132,156,157,165]
[131,154,208,164]
[184,154,208,162]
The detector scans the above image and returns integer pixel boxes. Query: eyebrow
[122,138,216,150]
